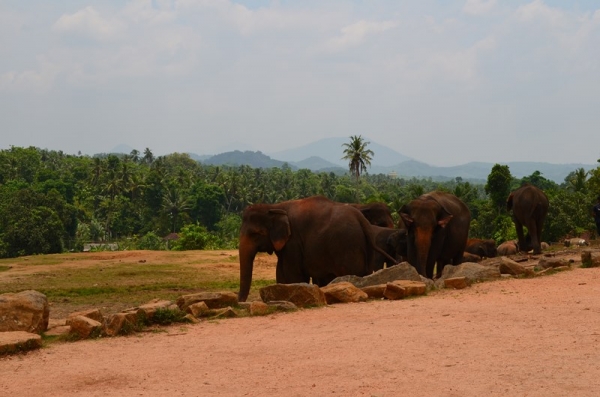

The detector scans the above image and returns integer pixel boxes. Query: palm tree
[341,135,374,201]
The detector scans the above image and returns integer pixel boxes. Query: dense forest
[0,145,598,259]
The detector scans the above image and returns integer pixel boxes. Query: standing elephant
[238,196,397,302]
[350,202,394,228]
[465,238,498,258]
[370,225,407,271]
[399,191,471,279]
[507,184,549,254]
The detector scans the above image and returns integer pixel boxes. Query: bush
[171,224,217,251]
[136,232,164,250]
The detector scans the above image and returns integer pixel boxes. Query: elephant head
[399,198,453,277]
[238,206,290,302]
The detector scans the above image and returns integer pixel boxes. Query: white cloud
[515,0,566,27]
[52,6,125,41]
[463,0,497,16]
[319,20,398,52]
[0,58,59,93]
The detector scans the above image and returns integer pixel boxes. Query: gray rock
[538,257,570,269]
[498,257,532,276]
[266,301,298,312]
[581,250,600,268]
[440,262,501,284]
[0,290,49,334]
[330,262,422,288]
[259,283,327,308]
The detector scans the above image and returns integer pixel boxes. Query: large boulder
[330,262,422,288]
[0,290,49,334]
[438,262,501,287]
[69,316,102,339]
[259,283,327,307]
[176,291,238,311]
[320,282,368,304]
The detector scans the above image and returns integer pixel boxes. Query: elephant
[238,196,397,302]
[370,225,408,271]
[507,184,549,255]
[350,202,394,228]
[497,240,518,256]
[399,191,471,279]
[465,238,498,258]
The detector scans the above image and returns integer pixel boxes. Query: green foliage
[2,145,600,258]
[136,232,164,250]
[171,223,217,250]
[485,164,513,211]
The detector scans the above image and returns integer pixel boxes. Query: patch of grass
[0,266,11,272]
[152,308,189,325]
[0,252,275,317]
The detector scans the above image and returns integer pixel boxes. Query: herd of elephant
[238,184,549,302]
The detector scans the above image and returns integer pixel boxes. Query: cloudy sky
[1,0,599,166]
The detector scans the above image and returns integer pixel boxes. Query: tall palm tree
[341,135,374,201]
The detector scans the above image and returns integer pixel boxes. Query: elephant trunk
[238,236,257,302]
[414,229,432,277]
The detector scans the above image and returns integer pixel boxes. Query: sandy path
[2,266,600,397]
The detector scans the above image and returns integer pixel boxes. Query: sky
[1,0,600,167]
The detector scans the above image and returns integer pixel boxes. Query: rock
[103,312,139,336]
[320,282,368,304]
[444,277,469,289]
[69,315,102,339]
[581,250,600,268]
[176,291,238,311]
[249,301,271,316]
[330,262,422,288]
[209,307,238,319]
[383,283,406,300]
[259,284,327,308]
[498,257,532,276]
[538,257,570,270]
[187,301,210,318]
[439,262,501,284]
[67,309,104,325]
[44,325,71,337]
[0,290,49,334]
[541,242,549,250]
[266,301,298,312]
[391,280,427,296]
[124,299,173,321]
[0,331,42,355]
[361,285,386,299]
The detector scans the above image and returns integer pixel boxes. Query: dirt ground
[3,248,600,396]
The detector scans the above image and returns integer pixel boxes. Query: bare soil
[2,248,600,396]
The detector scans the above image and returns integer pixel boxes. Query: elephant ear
[438,214,453,228]
[399,206,413,226]
[507,193,514,211]
[268,209,291,251]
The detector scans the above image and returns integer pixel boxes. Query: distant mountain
[269,137,412,167]
[203,150,297,169]
[110,144,135,154]
[292,156,342,171]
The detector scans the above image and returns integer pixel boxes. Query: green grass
[0,254,275,316]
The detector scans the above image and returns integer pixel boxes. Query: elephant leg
[515,221,526,252]
[528,222,541,254]
[276,258,308,284]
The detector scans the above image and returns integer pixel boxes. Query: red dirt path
[2,265,600,397]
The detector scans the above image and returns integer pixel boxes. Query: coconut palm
[342,135,374,201]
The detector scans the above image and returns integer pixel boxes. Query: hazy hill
[269,137,412,167]
[203,150,297,169]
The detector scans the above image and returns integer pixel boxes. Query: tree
[485,164,513,211]
[341,135,374,201]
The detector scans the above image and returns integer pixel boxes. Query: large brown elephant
[507,184,549,254]
[350,202,394,228]
[399,191,471,279]
[238,196,397,302]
